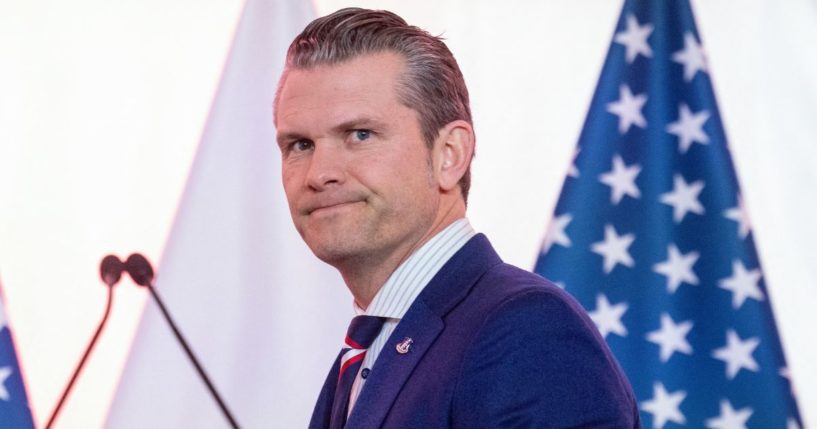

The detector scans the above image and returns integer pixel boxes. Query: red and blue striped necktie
[330,315,387,429]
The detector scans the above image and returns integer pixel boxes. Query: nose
[305,143,345,191]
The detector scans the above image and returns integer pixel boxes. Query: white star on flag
[647,313,694,362]
[606,84,648,134]
[542,213,572,253]
[599,155,641,204]
[660,174,705,223]
[591,224,636,273]
[534,0,801,425]
[672,32,707,81]
[653,244,700,293]
[724,195,751,239]
[0,366,11,401]
[588,294,628,338]
[712,329,760,380]
[779,366,791,381]
[641,382,687,429]
[780,366,798,397]
[718,260,764,309]
[705,399,753,429]
[614,14,654,63]
[666,103,710,154]
[568,148,581,178]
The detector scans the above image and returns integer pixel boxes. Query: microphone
[124,253,153,286]
[45,254,124,429]
[125,253,239,429]
[100,254,125,286]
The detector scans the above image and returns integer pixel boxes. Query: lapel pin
[396,337,413,354]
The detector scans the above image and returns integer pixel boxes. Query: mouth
[306,200,364,216]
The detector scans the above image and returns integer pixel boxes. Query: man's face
[276,52,441,268]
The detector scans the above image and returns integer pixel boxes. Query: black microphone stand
[125,253,239,429]
[45,256,119,429]
[143,280,240,429]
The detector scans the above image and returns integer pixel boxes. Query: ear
[433,120,475,193]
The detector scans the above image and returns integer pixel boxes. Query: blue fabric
[310,234,640,428]
[0,320,35,428]
[330,316,386,429]
[533,0,802,427]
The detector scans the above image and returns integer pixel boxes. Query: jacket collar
[345,234,502,428]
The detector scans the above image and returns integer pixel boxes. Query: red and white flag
[106,1,351,426]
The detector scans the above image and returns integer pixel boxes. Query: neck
[341,198,466,309]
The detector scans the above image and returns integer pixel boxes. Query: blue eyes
[353,129,371,141]
[286,129,372,154]
[292,140,314,152]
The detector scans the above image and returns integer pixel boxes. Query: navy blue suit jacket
[310,234,641,428]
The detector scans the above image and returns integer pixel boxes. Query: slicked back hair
[275,7,474,202]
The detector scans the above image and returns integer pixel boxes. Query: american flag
[533,0,803,427]
[0,288,35,428]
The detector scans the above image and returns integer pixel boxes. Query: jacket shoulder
[450,263,641,428]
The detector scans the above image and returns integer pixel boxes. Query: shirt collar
[353,218,476,319]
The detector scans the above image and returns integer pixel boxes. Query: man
[275,8,641,428]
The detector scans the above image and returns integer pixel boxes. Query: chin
[304,235,360,265]
[310,247,365,271]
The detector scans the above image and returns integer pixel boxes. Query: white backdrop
[1,0,815,427]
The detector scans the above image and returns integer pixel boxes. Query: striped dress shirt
[347,218,476,414]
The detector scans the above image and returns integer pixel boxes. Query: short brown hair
[276,8,474,201]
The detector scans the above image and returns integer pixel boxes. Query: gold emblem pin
[396,337,413,354]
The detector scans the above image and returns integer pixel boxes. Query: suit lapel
[309,351,342,429]
[344,234,502,428]
[344,301,442,428]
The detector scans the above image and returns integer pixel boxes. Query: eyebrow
[330,116,386,134]
[276,130,306,145]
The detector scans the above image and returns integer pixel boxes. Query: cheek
[380,154,436,199]
[281,159,305,187]
[402,150,436,186]
[281,166,302,205]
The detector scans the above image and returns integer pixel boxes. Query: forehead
[275,52,408,129]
